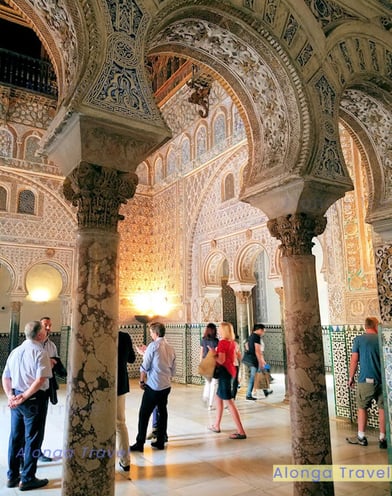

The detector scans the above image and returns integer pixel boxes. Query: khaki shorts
[356,382,384,409]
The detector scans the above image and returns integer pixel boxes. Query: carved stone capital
[63,162,138,231]
[267,213,327,256]
[235,291,251,304]
[10,301,22,312]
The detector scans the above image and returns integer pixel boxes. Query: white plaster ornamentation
[149,17,306,184]
[340,90,392,207]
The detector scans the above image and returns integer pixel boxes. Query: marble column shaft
[268,213,334,496]
[62,162,137,496]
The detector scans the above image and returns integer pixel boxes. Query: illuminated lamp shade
[133,290,171,317]
[26,263,63,302]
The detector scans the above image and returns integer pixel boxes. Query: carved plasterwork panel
[304,0,358,30]
[340,89,392,210]
[324,126,379,325]
[328,35,392,89]
[0,86,56,129]
[0,244,74,296]
[375,245,392,324]
[0,169,76,246]
[150,17,307,185]
[85,0,164,125]
[235,242,265,283]
[202,251,226,286]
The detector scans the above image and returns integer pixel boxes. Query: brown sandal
[229,433,247,439]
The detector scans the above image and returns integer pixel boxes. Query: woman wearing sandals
[208,322,247,440]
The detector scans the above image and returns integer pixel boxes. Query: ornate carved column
[374,244,392,325]
[8,300,22,352]
[235,290,251,345]
[61,162,137,496]
[268,213,333,496]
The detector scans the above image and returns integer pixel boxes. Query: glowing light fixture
[29,288,51,302]
[133,290,171,317]
[26,263,62,302]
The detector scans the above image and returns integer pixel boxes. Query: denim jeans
[8,391,46,483]
[246,366,257,397]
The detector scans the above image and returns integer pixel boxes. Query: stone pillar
[374,244,392,325]
[275,287,289,403]
[268,213,333,496]
[8,300,22,352]
[61,162,137,496]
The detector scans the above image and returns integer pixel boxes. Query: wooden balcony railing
[0,48,57,97]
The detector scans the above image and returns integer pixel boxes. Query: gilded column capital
[63,162,138,231]
[267,213,327,256]
[234,291,251,304]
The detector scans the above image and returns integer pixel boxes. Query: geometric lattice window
[17,189,36,214]
[233,105,245,137]
[24,136,42,163]
[154,157,164,184]
[136,162,149,185]
[222,173,235,201]
[196,125,207,159]
[167,149,176,176]
[0,128,13,158]
[181,137,191,166]
[213,113,226,146]
[0,186,7,210]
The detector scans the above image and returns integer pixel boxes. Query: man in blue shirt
[2,320,52,490]
[346,316,386,449]
[130,322,176,452]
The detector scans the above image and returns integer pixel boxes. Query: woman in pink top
[208,322,246,439]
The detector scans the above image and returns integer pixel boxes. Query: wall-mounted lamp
[187,64,211,118]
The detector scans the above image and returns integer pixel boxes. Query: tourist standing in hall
[117,329,136,471]
[200,322,219,410]
[208,321,247,440]
[130,322,176,451]
[346,316,387,449]
[2,320,52,490]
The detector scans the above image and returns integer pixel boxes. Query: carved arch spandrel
[147,9,310,192]
[24,259,71,296]
[0,258,17,294]
[339,91,392,218]
[201,250,227,287]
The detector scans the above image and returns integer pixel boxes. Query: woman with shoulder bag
[208,322,247,440]
[200,323,219,410]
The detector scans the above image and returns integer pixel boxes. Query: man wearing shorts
[346,316,386,448]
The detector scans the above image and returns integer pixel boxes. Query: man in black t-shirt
[245,324,272,399]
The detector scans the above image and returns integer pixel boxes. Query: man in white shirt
[2,320,52,491]
[130,322,176,452]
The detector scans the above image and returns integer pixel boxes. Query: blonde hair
[219,321,235,341]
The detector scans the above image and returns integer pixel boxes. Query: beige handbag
[255,370,270,390]
[198,349,217,379]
